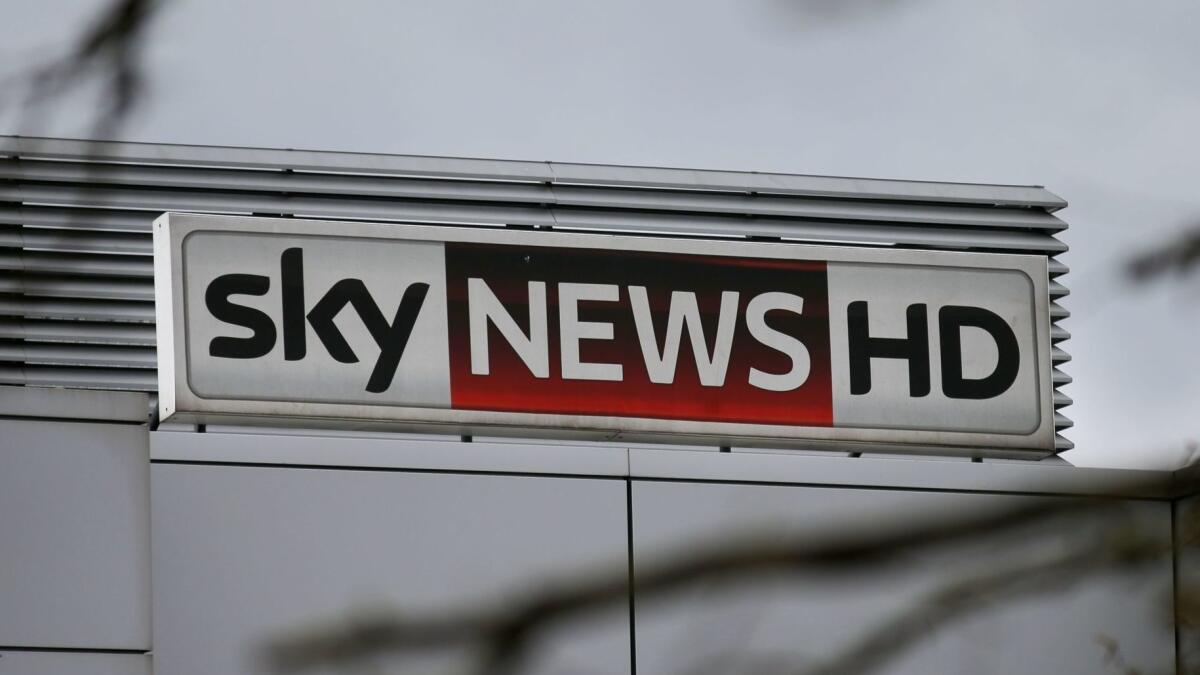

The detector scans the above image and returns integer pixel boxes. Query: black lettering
[366,284,430,393]
[939,306,1020,399]
[305,279,430,393]
[847,301,930,397]
[306,279,374,363]
[280,247,306,361]
[207,249,430,394]
[206,274,276,358]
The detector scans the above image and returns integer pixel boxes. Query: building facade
[1,136,1196,674]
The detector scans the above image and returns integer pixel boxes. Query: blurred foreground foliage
[263,485,1199,675]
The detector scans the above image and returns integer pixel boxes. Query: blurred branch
[13,0,162,138]
[808,523,1164,675]
[264,481,1189,675]
[1126,226,1200,283]
[1096,634,1150,675]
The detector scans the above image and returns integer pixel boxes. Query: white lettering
[746,292,810,392]
[629,287,739,387]
[468,278,549,378]
[558,283,623,381]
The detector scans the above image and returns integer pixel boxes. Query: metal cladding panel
[150,458,631,675]
[0,419,151,650]
[0,135,1070,453]
[631,481,1173,675]
[0,652,151,675]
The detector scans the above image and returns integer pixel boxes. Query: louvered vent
[0,136,1072,452]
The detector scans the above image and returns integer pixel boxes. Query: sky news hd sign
[155,213,1055,456]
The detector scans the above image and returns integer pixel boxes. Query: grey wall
[0,387,1190,674]
[151,430,1180,675]
[0,652,150,675]
[150,447,632,675]
[632,481,1174,675]
[0,388,150,674]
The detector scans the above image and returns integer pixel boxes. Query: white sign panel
[155,213,1055,457]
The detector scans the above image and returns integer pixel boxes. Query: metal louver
[0,136,1072,452]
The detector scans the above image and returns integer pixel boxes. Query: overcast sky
[5,0,1199,469]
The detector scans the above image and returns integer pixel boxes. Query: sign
[155,213,1054,456]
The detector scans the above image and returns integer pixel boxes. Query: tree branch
[263,484,1182,675]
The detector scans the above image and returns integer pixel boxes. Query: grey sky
[5,0,1198,468]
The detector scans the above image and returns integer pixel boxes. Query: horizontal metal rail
[0,136,1068,209]
[0,184,1068,253]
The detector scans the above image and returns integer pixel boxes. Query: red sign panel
[446,244,833,425]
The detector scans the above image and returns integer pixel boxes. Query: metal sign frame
[155,212,1053,458]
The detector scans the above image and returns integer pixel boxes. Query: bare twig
[803,523,1167,675]
[1127,226,1200,283]
[1096,634,1148,675]
[15,0,162,139]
